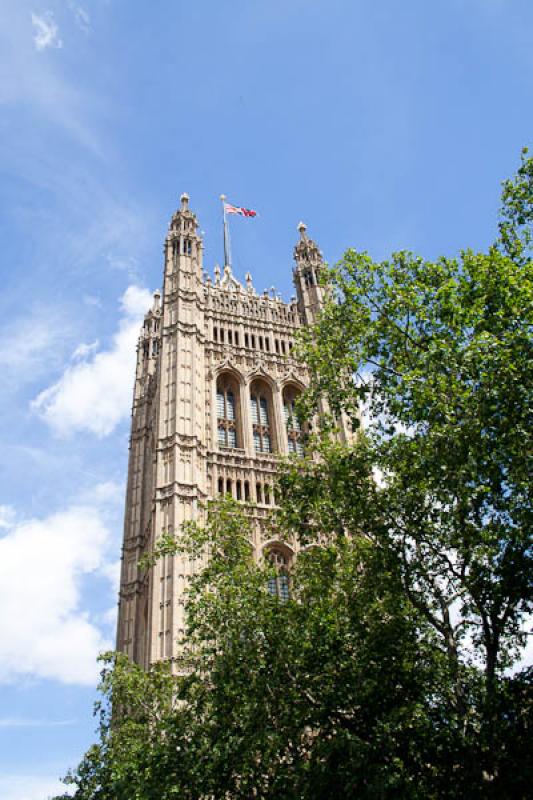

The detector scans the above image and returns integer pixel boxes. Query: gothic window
[182,239,192,256]
[236,480,242,501]
[281,341,286,355]
[283,387,304,456]
[218,477,224,495]
[217,374,240,449]
[245,333,249,348]
[214,327,218,342]
[250,381,273,453]
[266,548,291,601]
[235,331,239,346]
[244,481,250,501]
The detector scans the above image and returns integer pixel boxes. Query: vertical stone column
[146,194,208,669]
[272,381,287,455]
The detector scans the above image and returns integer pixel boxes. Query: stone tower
[117,195,330,669]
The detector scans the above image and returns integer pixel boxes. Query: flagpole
[220,194,232,269]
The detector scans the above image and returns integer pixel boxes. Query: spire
[297,221,307,240]
[164,193,204,294]
[168,192,198,234]
[293,221,326,325]
[294,221,322,271]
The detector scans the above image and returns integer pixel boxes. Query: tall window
[283,388,304,456]
[267,548,290,601]
[250,383,272,453]
[217,377,238,448]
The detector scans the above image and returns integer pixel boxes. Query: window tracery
[283,387,304,456]
[216,374,240,449]
[266,548,290,601]
[250,380,273,453]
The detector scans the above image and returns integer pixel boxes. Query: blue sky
[0,1,531,797]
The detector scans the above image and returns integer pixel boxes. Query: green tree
[54,151,532,799]
[61,498,446,799]
[290,148,533,793]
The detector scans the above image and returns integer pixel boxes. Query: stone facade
[116,194,336,669]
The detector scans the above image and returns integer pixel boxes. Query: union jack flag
[224,203,257,217]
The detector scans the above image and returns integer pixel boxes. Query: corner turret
[293,222,327,325]
[163,193,204,302]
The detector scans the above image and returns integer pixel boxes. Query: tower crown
[168,192,199,235]
[293,222,326,325]
[293,221,323,272]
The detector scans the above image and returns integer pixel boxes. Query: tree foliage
[54,152,532,799]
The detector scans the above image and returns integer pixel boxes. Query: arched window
[216,374,241,449]
[283,387,304,456]
[266,548,290,601]
[250,380,274,453]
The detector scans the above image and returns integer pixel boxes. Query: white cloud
[0,503,114,685]
[121,283,155,317]
[0,505,16,529]
[32,285,153,437]
[0,309,65,377]
[0,774,72,800]
[0,717,75,728]
[71,340,99,361]
[68,1,91,34]
[31,12,63,52]
[0,2,101,153]
[78,480,124,507]
[101,605,118,629]
[100,560,121,594]
[107,253,142,281]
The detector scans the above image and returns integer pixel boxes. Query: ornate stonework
[116,194,333,669]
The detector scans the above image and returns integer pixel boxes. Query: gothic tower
[117,196,329,669]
